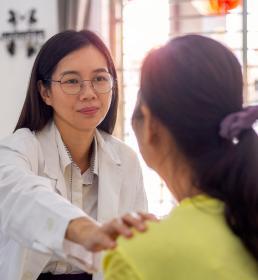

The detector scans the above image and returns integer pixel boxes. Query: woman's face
[41,45,113,133]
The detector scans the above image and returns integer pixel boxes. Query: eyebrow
[60,68,109,76]
[93,68,109,73]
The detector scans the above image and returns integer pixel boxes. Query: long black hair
[135,35,258,260]
[15,30,118,134]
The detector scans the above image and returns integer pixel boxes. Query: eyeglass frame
[43,72,115,95]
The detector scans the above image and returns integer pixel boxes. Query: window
[122,0,175,217]
[111,0,256,217]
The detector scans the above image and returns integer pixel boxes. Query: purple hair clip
[219,105,258,144]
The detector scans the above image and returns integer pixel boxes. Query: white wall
[0,0,58,139]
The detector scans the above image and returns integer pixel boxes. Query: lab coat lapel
[36,122,67,198]
[96,130,122,223]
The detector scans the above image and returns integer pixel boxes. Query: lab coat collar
[95,129,121,166]
[36,121,121,180]
[36,121,123,223]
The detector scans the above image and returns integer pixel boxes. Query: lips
[78,107,100,116]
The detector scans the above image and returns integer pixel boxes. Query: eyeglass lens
[60,72,113,94]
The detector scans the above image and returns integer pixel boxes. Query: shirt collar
[180,194,223,212]
[54,123,98,176]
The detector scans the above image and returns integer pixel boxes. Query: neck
[156,156,201,202]
[54,120,95,173]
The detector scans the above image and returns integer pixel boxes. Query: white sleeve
[0,134,98,272]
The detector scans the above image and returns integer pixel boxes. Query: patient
[103,35,258,279]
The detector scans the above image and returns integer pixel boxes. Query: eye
[63,78,80,84]
[93,74,109,82]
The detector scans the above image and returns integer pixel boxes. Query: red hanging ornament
[209,0,241,13]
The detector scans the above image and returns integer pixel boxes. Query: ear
[140,104,161,147]
[37,80,52,106]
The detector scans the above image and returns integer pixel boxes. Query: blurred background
[0,0,255,216]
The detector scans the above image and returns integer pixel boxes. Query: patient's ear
[140,105,161,147]
[38,80,52,106]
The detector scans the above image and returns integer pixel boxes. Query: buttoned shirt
[43,125,98,274]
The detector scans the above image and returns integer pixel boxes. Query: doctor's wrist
[65,217,100,246]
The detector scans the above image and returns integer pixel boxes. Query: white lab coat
[0,122,147,280]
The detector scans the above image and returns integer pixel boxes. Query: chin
[79,118,101,128]
[74,122,97,132]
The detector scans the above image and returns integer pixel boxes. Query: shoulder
[115,201,225,261]
[118,199,245,261]
[105,209,218,277]
[0,128,39,153]
[118,219,173,256]
[0,128,43,170]
[106,201,258,279]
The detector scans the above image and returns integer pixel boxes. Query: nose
[79,81,97,101]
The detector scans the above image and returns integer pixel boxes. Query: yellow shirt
[103,195,258,280]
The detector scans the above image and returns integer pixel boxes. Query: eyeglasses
[45,72,114,95]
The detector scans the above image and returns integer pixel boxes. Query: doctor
[0,30,148,280]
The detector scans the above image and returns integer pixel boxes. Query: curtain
[58,0,92,31]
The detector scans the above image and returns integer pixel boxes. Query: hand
[65,212,157,252]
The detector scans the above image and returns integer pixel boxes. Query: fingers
[87,217,136,252]
[71,213,159,253]
[137,212,159,222]
[102,218,134,239]
[89,233,117,252]
[102,212,159,240]
[121,213,147,232]
[66,217,119,252]
[105,212,157,238]
[120,212,158,232]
